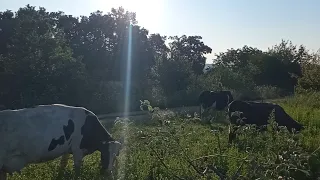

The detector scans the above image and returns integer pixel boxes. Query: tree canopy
[0,5,319,113]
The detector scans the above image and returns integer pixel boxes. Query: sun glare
[100,0,165,32]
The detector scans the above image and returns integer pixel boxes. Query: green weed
[7,94,320,180]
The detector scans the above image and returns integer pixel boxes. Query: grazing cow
[227,100,304,143]
[198,90,234,119]
[0,104,123,180]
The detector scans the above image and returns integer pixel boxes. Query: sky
[1,0,320,64]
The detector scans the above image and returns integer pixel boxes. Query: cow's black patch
[199,90,234,120]
[198,90,213,109]
[48,135,65,151]
[80,113,113,153]
[199,90,233,111]
[100,144,111,169]
[47,119,74,151]
[63,119,74,141]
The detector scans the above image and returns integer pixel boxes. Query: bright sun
[100,0,165,32]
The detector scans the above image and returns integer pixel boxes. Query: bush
[296,63,320,92]
[144,84,168,109]
[86,81,148,114]
[7,94,320,180]
[254,85,287,100]
[109,102,318,179]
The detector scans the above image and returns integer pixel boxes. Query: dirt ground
[98,98,285,130]
[98,106,201,129]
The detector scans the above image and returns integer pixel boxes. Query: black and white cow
[198,90,234,119]
[0,104,123,180]
[227,100,304,143]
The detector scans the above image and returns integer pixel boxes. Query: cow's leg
[228,125,233,144]
[201,107,211,124]
[228,124,238,144]
[57,154,70,178]
[72,150,84,179]
[0,157,25,180]
[0,170,7,180]
[200,104,207,121]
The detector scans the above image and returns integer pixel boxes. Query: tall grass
[7,93,320,180]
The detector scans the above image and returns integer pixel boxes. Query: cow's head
[290,121,305,132]
[99,136,124,173]
[199,91,217,108]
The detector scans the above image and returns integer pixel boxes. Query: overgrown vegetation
[7,94,320,180]
[1,4,320,180]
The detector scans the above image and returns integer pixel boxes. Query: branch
[231,157,248,180]
[191,154,249,162]
[166,130,204,176]
[149,146,185,180]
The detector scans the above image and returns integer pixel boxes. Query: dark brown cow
[227,100,304,143]
[198,90,234,119]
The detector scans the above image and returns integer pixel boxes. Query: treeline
[0,5,319,114]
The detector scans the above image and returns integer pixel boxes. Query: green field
[7,93,320,180]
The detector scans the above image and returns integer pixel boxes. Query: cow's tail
[227,102,237,144]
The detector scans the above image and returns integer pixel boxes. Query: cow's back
[198,91,213,108]
[249,102,282,119]
[0,104,87,166]
[216,91,233,110]
[228,101,275,125]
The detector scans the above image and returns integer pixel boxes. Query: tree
[249,53,292,90]
[169,35,212,75]
[1,4,317,113]
[0,10,15,55]
[148,33,168,81]
[214,45,263,70]
[296,50,320,92]
[267,39,310,92]
[0,5,87,109]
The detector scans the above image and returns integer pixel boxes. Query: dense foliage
[1,5,320,180]
[7,93,320,180]
[0,5,319,114]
